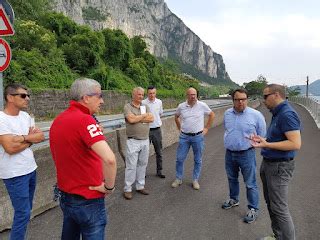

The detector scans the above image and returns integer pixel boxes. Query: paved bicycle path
[1,103,319,240]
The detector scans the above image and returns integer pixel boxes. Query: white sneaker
[192,180,200,190]
[171,179,182,188]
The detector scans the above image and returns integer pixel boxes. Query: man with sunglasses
[222,88,266,224]
[251,84,301,240]
[0,83,45,240]
[50,78,117,240]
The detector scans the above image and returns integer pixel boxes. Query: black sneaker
[157,171,166,178]
[244,208,258,223]
[221,199,239,209]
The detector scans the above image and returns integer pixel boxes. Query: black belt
[263,157,294,162]
[181,131,203,136]
[227,147,254,153]
[150,127,160,131]
[127,137,147,140]
[61,191,86,200]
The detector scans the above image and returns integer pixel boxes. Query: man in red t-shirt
[50,78,117,240]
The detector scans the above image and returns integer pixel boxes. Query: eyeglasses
[263,93,275,100]
[87,93,103,98]
[10,93,30,99]
[233,98,247,102]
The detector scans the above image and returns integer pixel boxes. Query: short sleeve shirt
[261,101,301,159]
[0,111,37,179]
[142,98,163,128]
[50,101,106,199]
[124,102,150,139]
[175,100,212,133]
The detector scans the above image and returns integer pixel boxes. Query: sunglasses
[263,93,275,100]
[10,93,30,99]
[87,93,103,98]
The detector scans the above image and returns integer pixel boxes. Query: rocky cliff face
[53,0,230,82]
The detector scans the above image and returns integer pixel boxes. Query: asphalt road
[1,103,319,240]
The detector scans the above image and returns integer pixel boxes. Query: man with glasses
[123,87,154,200]
[221,88,266,224]
[0,83,45,239]
[251,84,301,240]
[50,78,117,240]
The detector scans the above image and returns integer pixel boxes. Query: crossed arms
[0,127,45,155]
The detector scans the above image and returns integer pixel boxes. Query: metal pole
[0,72,3,110]
[306,76,309,98]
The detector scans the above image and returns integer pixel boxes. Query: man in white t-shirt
[0,83,44,239]
[172,87,215,190]
[142,86,165,178]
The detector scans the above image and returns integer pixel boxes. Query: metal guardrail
[35,101,233,149]
[290,96,320,128]
[98,101,233,131]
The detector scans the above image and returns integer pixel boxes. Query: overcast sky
[165,0,320,86]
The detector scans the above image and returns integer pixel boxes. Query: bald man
[172,88,215,190]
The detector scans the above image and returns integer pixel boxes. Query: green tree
[5,49,75,88]
[286,86,301,97]
[131,36,147,58]
[126,58,148,87]
[39,12,79,47]
[244,74,268,97]
[10,20,57,55]
[102,29,133,70]
[10,0,50,21]
[62,28,105,74]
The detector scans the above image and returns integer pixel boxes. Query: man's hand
[25,127,45,143]
[202,127,209,136]
[89,182,114,195]
[250,134,268,148]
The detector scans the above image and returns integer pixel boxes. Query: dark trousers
[260,160,295,240]
[149,128,163,172]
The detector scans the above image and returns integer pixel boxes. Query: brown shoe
[123,191,133,200]
[136,189,149,195]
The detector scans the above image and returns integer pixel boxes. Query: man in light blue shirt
[222,88,266,224]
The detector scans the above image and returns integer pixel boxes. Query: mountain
[52,0,232,84]
[292,79,320,96]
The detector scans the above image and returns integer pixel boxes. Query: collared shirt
[224,107,266,151]
[176,100,212,133]
[261,100,301,159]
[50,101,106,199]
[142,98,163,128]
[124,102,151,140]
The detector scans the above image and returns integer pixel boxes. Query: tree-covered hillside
[3,0,232,98]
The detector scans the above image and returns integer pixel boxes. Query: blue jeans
[3,170,37,240]
[176,133,204,180]
[59,192,107,240]
[225,148,259,210]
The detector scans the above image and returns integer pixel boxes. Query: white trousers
[124,138,149,192]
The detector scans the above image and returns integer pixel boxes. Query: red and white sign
[0,6,14,36]
[0,38,11,72]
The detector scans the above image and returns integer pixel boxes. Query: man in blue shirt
[222,88,266,224]
[251,84,301,240]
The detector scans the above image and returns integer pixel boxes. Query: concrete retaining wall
[27,90,181,119]
[0,100,260,231]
